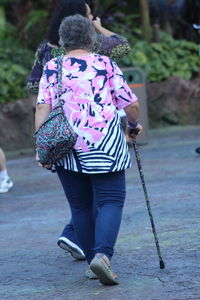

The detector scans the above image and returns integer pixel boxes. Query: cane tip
[160,260,165,269]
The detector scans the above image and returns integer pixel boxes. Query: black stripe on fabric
[104,114,121,151]
[99,117,118,151]
[112,150,129,172]
[122,152,131,169]
[106,124,122,156]
[72,150,82,172]
[81,163,111,169]
[76,152,115,161]
[68,151,73,170]
[77,158,113,164]
[112,131,124,163]
[119,148,128,170]
[81,166,111,172]
[75,155,114,166]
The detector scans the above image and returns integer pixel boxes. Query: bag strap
[57,54,64,101]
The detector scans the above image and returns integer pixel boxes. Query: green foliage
[24,9,48,32]
[23,9,49,49]
[0,40,34,104]
[0,2,35,104]
[119,31,200,82]
[1,1,50,50]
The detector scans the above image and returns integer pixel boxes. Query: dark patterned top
[27,34,131,94]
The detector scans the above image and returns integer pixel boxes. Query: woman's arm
[109,59,142,138]
[124,101,139,124]
[35,104,51,132]
[35,103,52,168]
[92,17,115,37]
[34,59,56,168]
[124,102,143,139]
[92,18,131,60]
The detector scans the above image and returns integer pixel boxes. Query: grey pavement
[0,126,200,300]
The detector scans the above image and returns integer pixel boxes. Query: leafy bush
[0,5,34,104]
[1,1,50,50]
[0,39,34,104]
[118,31,200,82]
[23,9,49,50]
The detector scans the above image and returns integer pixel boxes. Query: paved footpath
[0,126,200,300]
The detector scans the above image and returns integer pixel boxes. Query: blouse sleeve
[26,41,46,94]
[93,34,131,60]
[37,61,57,105]
[108,59,138,110]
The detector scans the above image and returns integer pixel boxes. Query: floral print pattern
[37,54,137,152]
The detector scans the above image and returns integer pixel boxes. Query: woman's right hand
[92,17,102,31]
[126,124,143,140]
[91,16,115,37]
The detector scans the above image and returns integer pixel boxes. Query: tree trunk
[139,0,152,42]
[0,6,6,38]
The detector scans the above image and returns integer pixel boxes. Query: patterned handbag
[35,55,78,165]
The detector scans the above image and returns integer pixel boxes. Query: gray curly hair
[59,14,97,51]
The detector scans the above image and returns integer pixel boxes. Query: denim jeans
[56,167,126,263]
[60,218,81,247]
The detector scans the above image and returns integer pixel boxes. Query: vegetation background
[0,0,200,104]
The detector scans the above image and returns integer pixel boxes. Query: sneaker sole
[90,258,119,285]
[57,237,85,260]
[0,189,9,193]
[85,269,98,280]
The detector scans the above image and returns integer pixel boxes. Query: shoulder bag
[35,55,78,165]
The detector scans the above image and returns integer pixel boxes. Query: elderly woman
[28,0,131,261]
[35,14,142,285]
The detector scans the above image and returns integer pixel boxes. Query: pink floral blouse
[37,54,138,173]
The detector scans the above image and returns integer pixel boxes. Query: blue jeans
[56,167,126,263]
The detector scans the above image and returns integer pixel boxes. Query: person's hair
[85,0,96,15]
[59,14,97,51]
[47,0,87,46]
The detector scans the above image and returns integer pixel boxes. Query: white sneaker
[0,177,14,193]
[57,237,85,260]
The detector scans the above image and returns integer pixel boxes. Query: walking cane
[131,129,165,269]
